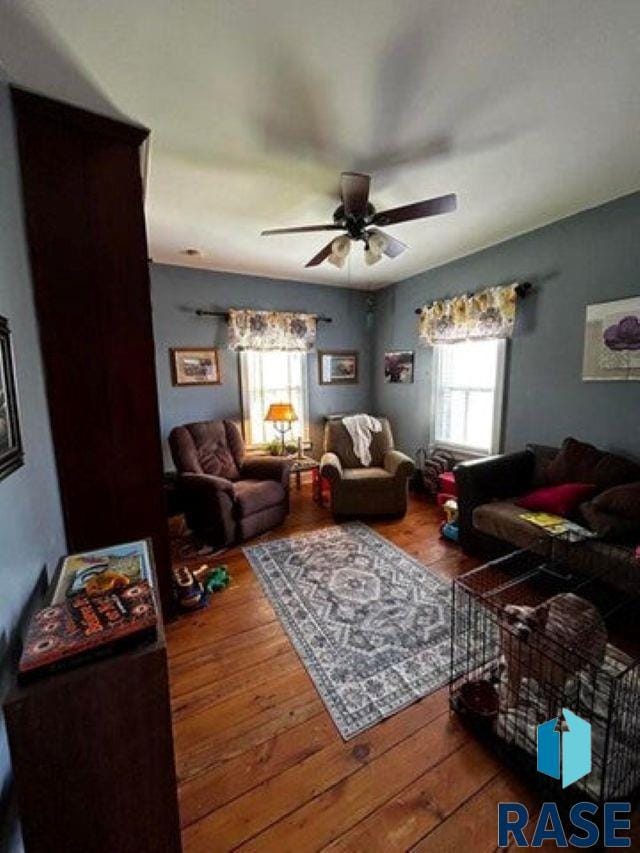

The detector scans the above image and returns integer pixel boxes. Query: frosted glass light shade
[364,246,383,265]
[368,231,387,254]
[331,235,351,257]
[327,252,347,268]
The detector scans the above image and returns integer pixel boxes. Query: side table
[290,456,318,492]
[289,456,327,504]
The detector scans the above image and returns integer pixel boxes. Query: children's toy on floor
[200,565,231,594]
[173,563,232,612]
[415,448,456,495]
[173,566,208,610]
[440,497,460,543]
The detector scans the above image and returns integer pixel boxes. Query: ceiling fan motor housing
[333,202,376,239]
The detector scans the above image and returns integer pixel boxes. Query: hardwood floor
[165,483,634,851]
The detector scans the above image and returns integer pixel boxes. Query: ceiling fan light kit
[364,230,387,265]
[261,172,457,269]
[327,252,346,269]
[327,234,351,267]
[331,235,351,257]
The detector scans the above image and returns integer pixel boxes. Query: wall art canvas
[384,350,415,383]
[0,315,23,481]
[171,347,221,385]
[582,297,640,381]
[318,351,358,385]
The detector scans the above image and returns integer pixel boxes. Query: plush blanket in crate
[491,643,640,801]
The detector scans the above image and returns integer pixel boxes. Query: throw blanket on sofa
[342,414,382,467]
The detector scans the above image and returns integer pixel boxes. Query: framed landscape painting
[0,316,23,481]
[384,351,414,383]
[318,351,359,385]
[171,348,221,386]
[582,297,640,381]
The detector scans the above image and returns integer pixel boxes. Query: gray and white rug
[243,522,452,739]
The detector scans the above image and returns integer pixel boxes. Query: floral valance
[418,283,519,346]
[227,309,317,351]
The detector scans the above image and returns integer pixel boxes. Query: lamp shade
[364,246,383,265]
[264,402,298,423]
[368,231,387,254]
[327,252,346,269]
[331,235,351,258]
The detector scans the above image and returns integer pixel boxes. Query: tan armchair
[320,417,414,517]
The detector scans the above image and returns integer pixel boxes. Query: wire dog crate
[450,546,640,805]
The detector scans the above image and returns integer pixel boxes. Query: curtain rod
[413,281,532,316]
[195,309,333,323]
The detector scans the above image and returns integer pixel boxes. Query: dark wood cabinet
[11,88,173,616]
[4,621,182,853]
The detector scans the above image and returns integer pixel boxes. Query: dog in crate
[499,593,607,717]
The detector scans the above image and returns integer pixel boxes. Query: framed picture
[582,297,640,381]
[171,348,221,386]
[0,315,23,481]
[318,351,359,385]
[384,350,414,383]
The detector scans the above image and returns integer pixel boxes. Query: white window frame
[429,338,507,457]
[239,350,310,450]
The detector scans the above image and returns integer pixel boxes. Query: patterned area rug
[243,522,452,739]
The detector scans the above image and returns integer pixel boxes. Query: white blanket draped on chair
[342,414,382,466]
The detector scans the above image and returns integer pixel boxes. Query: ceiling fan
[260,172,457,268]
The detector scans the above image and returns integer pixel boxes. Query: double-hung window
[239,350,309,447]
[430,339,506,455]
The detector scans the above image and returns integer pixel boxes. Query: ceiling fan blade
[373,193,457,226]
[261,223,340,236]
[341,172,370,218]
[369,228,407,258]
[304,238,337,268]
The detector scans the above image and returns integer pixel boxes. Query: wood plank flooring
[166,482,636,851]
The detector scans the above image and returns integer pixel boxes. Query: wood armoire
[11,88,173,616]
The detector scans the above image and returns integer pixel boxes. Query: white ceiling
[2,0,640,290]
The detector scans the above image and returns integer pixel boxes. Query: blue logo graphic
[537,708,591,788]
[498,708,630,847]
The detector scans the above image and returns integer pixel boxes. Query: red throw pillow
[517,483,596,517]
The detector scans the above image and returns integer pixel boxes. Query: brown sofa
[320,417,414,517]
[455,437,640,593]
[169,419,292,549]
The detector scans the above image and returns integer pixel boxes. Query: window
[240,350,309,447]
[430,339,506,455]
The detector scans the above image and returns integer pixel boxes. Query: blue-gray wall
[151,264,374,466]
[0,80,66,852]
[373,192,640,460]
[152,194,640,467]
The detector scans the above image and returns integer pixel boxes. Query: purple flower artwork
[603,315,640,351]
[583,297,640,380]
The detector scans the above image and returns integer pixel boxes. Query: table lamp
[264,402,298,455]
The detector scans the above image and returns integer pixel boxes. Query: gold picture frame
[170,348,221,386]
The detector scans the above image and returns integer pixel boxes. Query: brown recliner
[320,417,414,517]
[169,419,292,549]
